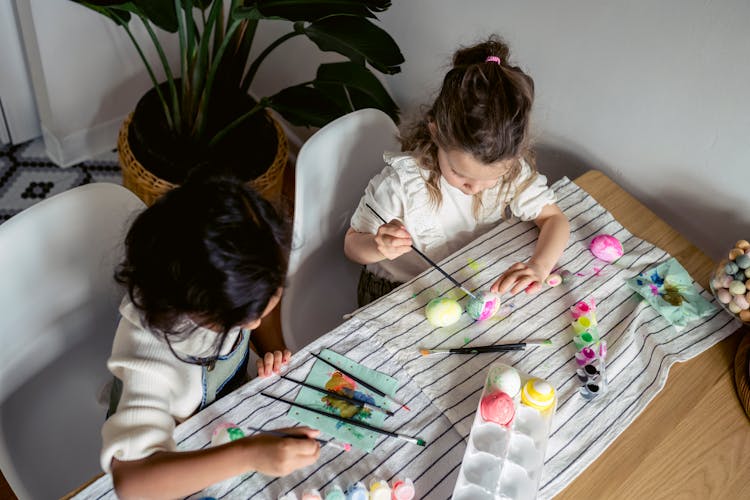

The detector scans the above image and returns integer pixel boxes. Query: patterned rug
[0,139,122,223]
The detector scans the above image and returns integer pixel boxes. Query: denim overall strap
[199,329,251,410]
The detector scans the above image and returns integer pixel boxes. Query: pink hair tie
[485,55,501,64]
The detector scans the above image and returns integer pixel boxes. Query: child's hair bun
[452,35,511,67]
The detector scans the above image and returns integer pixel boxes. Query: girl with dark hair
[345,36,570,305]
[101,176,319,498]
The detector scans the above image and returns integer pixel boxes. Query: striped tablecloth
[78,177,738,500]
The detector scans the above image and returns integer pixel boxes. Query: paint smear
[466,258,482,272]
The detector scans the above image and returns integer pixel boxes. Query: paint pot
[576,364,601,383]
[369,479,391,500]
[278,493,299,500]
[579,382,601,400]
[301,490,322,500]
[390,478,415,500]
[324,485,346,500]
[344,482,368,500]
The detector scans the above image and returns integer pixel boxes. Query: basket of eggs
[710,239,750,324]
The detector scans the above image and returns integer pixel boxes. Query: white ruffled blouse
[350,152,556,283]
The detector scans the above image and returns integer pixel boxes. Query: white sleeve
[350,162,407,234]
[100,314,185,473]
[508,160,557,221]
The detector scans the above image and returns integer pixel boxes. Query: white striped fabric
[77,178,738,500]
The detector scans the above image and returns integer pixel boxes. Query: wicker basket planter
[118,112,288,207]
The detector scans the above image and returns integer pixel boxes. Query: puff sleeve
[508,160,557,221]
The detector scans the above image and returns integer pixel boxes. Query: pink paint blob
[589,234,624,263]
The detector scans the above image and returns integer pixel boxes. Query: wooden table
[558,171,749,499]
[54,169,748,500]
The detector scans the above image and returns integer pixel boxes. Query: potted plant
[73,0,404,205]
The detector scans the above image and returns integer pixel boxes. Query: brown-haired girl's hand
[257,349,291,377]
[491,261,547,295]
[374,220,413,260]
[244,427,321,476]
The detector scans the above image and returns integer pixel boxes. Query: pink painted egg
[589,234,624,263]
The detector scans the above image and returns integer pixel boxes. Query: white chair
[0,183,145,500]
[282,109,400,353]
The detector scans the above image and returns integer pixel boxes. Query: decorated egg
[466,291,502,321]
[520,379,556,411]
[425,297,462,327]
[589,234,624,263]
[480,390,516,426]
[486,365,522,397]
[211,422,245,447]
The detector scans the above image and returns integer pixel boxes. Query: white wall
[13,0,749,258]
[373,0,750,260]
[0,1,40,144]
[16,0,178,166]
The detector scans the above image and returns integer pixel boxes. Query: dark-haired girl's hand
[243,427,321,476]
[257,349,291,377]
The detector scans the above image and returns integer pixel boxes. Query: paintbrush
[419,339,553,356]
[261,393,426,447]
[365,203,478,300]
[280,374,394,417]
[244,425,352,452]
[310,352,411,412]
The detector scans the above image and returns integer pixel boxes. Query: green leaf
[73,2,132,24]
[303,15,404,75]
[254,0,379,21]
[313,62,399,123]
[268,85,348,127]
[132,0,179,32]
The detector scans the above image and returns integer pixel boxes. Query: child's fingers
[256,357,268,377]
[272,350,283,373]
[511,275,535,294]
[282,350,292,364]
[524,281,542,294]
[276,426,321,439]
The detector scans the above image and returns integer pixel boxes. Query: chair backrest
[282,109,400,352]
[0,183,145,500]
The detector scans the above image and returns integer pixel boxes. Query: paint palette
[451,363,556,500]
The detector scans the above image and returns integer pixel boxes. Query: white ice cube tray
[451,363,556,500]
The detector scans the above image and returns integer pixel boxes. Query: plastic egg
[466,291,502,321]
[741,310,750,322]
[425,297,462,327]
[520,379,555,411]
[745,268,750,278]
[737,240,750,250]
[729,302,742,314]
[729,280,747,296]
[486,365,522,397]
[589,234,624,263]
